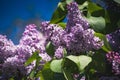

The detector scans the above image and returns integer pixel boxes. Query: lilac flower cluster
[2,55,27,78]
[66,2,89,32]
[0,24,51,79]
[106,29,120,52]
[54,46,64,59]
[41,2,103,57]
[20,24,51,61]
[106,51,120,75]
[0,35,16,63]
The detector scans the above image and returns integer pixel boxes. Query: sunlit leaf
[57,22,66,29]
[67,55,92,71]
[78,1,88,10]
[50,59,63,73]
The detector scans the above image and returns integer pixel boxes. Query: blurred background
[0,0,60,44]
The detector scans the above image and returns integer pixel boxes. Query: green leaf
[95,32,112,52]
[117,19,120,27]
[50,0,74,24]
[92,52,106,72]
[28,69,36,79]
[62,68,74,80]
[87,16,106,33]
[63,48,67,57]
[67,55,92,71]
[75,0,86,4]
[9,78,14,80]
[63,58,79,73]
[50,59,63,73]
[50,2,67,24]
[46,42,55,57]
[39,62,55,80]
[114,0,120,4]
[65,0,74,4]
[24,51,40,66]
[57,22,66,29]
[78,1,88,10]
[88,2,103,15]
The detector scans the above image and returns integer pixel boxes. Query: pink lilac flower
[106,51,120,75]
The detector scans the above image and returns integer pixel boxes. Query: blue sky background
[0,0,60,44]
[0,0,104,44]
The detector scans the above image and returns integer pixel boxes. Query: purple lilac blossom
[106,29,120,52]
[2,55,27,78]
[41,2,103,56]
[106,51,120,75]
[1,24,51,79]
[0,35,16,63]
[65,2,103,53]
[66,2,89,32]
[50,25,66,46]
[20,24,51,61]
[41,21,53,39]
[54,46,64,59]
[16,45,32,60]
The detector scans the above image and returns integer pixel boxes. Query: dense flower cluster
[66,2,89,32]
[54,46,64,59]
[0,24,51,79]
[0,35,16,63]
[41,2,103,56]
[106,29,120,52]
[106,51,120,75]
[20,24,51,61]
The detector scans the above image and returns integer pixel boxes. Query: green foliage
[38,62,55,80]
[67,55,92,72]
[50,59,63,73]
[88,2,103,16]
[87,16,105,33]
[85,52,106,80]
[46,42,55,57]
[117,19,120,27]
[114,0,120,4]
[78,1,88,10]
[25,51,41,66]
[62,68,74,80]
[50,55,92,80]
[57,22,66,29]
